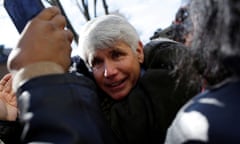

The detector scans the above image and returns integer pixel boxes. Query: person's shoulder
[144,37,187,53]
[143,38,187,70]
[165,91,210,143]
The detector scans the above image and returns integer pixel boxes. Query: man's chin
[109,92,127,101]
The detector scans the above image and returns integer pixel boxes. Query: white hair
[77,14,140,67]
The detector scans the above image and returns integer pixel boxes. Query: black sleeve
[0,120,21,144]
[17,73,119,144]
[108,69,199,144]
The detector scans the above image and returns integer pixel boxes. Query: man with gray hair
[76,14,198,144]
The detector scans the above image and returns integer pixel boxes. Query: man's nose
[103,61,117,78]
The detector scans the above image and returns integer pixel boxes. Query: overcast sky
[62,0,182,43]
[0,0,182,55]
[107,0,181,43]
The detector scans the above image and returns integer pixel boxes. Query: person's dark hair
[175,0,240,87]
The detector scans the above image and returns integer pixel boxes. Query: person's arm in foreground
[7,6,118,144]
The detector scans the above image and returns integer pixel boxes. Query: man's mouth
[105,78,127,88]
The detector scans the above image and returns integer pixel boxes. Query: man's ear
[136,41,144,63]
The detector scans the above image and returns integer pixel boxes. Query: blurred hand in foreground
[8,6,73,72]
[0,73,17,121]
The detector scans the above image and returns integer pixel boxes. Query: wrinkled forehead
[86,41,133,62]
[85,42,116,65]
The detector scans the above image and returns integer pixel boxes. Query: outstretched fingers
[0,74,17,108]
[0,73,12,91]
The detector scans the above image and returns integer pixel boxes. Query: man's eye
[111,51,122,59]
[92,60,101,67]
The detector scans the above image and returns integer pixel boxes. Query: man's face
[89,41,144,100]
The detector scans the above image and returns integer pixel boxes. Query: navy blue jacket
[1,73,119,144]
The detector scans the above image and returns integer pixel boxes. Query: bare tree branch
[94,0,97,17]
[81,0,90,20]
[74,0,84,16]
[102,0,109,14]
[44,0,110,43]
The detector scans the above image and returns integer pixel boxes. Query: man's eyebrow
[110,47,124,52]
